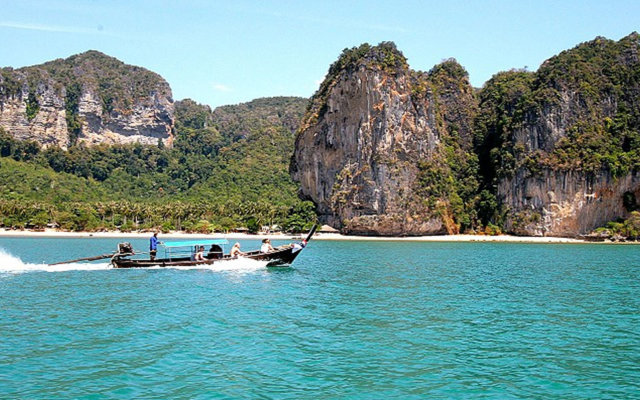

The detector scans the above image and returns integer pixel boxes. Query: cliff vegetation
[293,34,640,237]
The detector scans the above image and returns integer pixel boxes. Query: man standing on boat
[150,232,159,261]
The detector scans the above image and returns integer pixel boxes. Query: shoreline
[0,228,595,243]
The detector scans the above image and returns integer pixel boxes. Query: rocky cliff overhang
[500,168,640,237]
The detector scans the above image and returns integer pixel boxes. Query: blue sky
[1,0,639,108]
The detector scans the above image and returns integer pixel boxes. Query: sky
[1,0,639,108]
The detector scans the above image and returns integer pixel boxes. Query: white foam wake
[0,249,268,273]
[0,248,112,273]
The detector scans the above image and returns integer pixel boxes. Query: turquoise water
[1,237,639,399]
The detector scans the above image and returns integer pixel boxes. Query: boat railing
[160,239,229,261]
[164,247,195,261]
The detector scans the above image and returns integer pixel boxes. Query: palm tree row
[0,199,316,233]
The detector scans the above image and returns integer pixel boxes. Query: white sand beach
[0,228,587,243]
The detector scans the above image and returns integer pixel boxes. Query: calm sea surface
[0,237,639,399]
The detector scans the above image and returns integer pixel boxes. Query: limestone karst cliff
[291,43,478,235]
[0,51,173,149]
[476,33,640,236]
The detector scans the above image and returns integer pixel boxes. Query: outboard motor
[118,242,134,255]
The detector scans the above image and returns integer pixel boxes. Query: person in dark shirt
[150,232,159,261]
[207,244,223,259]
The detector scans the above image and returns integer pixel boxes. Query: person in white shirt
[194,246,205,261]
[260,239,274,253]
[230,243,243,257]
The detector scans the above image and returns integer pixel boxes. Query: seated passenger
[230,242,243,258]
[260,238,274,253]
[207,244,223,259]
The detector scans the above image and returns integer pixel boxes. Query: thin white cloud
[0,21,118,36]
[212,82,232,92]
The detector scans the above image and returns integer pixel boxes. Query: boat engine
[117,242,134,255]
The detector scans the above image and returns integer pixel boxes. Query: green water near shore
[1,238,639,398]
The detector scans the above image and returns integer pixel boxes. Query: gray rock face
[292,45,476,235]
[499,87,639,236]
[501,169,640,236]
[76,89,173,147]
[293,64,439,235]
[0,77,68,146]
[0,51,174,149]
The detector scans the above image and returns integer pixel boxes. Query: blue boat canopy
[162,239,229,248]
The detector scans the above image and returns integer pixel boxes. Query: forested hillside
[0,97,316,232]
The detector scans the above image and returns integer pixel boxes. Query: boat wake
[0,249,112,273]
[0,249,269,273]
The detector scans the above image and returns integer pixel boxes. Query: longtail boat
[49,225,317,268]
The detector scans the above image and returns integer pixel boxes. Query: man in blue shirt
[150,232,159,260]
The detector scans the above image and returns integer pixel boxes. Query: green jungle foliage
[25,90,39,121]
[594,211,640,240]
[594,193,640,240]
[476,33,640,181]
[409,60,482,232]
[426,59,482,231]
[324,41,408,81]
[65,81,83,146]
[535,33,640,176]
[0,97,316,233]
[475,70,535,183]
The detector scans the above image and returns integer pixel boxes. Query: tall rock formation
[0,51,174,149]
[291,43,478,235]
[477,33,640,236]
